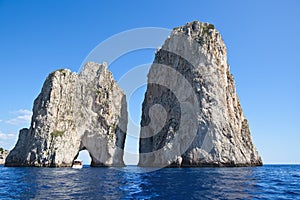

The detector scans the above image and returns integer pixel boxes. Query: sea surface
[0,165,299,199]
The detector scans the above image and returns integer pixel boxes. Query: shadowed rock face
[139,21,262,167]
[5,62,127,167]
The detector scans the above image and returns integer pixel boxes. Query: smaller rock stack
[5,62,127,167]
[0,148,9,165]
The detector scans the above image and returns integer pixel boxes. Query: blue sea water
[0,165,299,200]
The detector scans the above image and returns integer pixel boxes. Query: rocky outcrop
[5,62,127,167]
[139,21,262,167]
[0,148,9,165]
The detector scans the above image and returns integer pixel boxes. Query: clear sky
[0,0,299,164]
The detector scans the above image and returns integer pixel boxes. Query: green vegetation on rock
[50,68,67,76]
[51,130,65,137]
[208,24,215,29]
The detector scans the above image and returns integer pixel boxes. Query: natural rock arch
[5,21,262,168]
[5,62,127,167]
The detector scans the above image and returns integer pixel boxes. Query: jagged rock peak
[6,62,127,167]
[173,21,217,38]
[139,21,262,167]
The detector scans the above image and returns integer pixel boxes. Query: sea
[0,165,299,199]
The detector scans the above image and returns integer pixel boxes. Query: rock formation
[0,148,9,165]
[5,62,127,167]
[139,21,262,167]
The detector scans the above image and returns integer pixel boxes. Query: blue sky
[0,0,299,164]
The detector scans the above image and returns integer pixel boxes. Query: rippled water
[0,165,299,199]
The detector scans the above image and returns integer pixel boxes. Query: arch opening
[74,149,92,166]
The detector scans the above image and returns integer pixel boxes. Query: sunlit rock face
[5,62,127,167]
[139,21,262,167]
[0,148,9,165]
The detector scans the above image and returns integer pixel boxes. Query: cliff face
[5,62,127,167]
[0,148,9,165]
[139,21,262,167]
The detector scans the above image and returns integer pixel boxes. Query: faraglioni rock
[139,21,262,167]
[0,148,9,165]
[5,62,127,167]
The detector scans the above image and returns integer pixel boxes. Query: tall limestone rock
[5,62,127,167]
[139,21,262,167]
